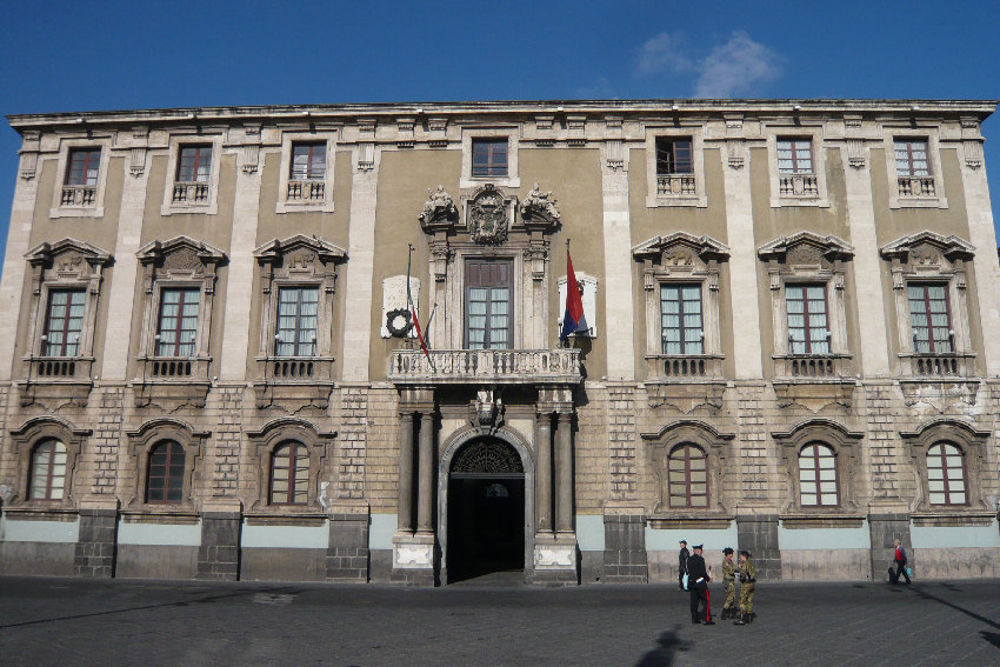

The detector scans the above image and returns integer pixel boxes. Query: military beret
[679,540,687,545]
[723,547,734,555]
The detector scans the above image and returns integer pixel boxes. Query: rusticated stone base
[326,511,370,582]
[74,508,118,578]
[196,511,241,581]
[602,511,648,583]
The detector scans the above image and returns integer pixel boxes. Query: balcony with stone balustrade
[388,348,582,385]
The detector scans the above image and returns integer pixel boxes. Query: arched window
[927,442,966,505]
[667,443,707,508]
[146,440,185,503]
[799,443,838,507]
[29,439,68,500]
[270,441,310,505]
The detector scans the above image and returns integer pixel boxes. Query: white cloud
[694,31,782,98]
[635,31,693,76]
[634,29,783,98]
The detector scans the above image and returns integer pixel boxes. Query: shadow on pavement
[0,585,301,630]
[909,584,1000,651]
[981,631,1000,650]
[635,626,689,666]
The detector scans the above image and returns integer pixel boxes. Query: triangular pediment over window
[632,232,730,265]
[253,234,347,267]
[137,235,227,269]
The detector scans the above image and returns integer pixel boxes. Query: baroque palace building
[0,99,999,585]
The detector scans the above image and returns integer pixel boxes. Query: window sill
[460,175,520,189]
[645,194,707,208]
[1,505,79,519]
[244,512,327,526]
[779,514,865,529]
[49,205,105,219]
[648,514,732,530]
[769,195,830,208]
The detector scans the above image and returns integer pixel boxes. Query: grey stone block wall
[602,513,648,583]
[74,509,118,577]
[196,512,241,581]
[737,514,781,580]
[326,513,370,582]
[868,513,912,580]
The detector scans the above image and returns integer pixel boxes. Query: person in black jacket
[678,540,690,590]
[686,544,714,624]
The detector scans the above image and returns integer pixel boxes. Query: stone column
[554,411,573,533]
[340,132,380,381]
[842,131,891,376]
[600,139,635,379]
[100,128,151,379]
[0,133,42,381]
[219,128,263,381]
[721,124,764,379]
[534,410,553,533]
[416,411,435,533]
[397,411,415,533]
[958,124,1000,375]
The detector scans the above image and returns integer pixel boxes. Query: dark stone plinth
[196,512,241,581]
[74,508,118,578]
[736,514,781,581]
[326,512,370,583]
[602,512,648,583]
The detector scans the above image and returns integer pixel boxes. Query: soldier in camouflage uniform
[734,550,756,625]
[720,547,737,620]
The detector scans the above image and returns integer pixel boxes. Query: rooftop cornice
[7,98,997,131]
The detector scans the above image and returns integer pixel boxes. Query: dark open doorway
[446,438,525,583]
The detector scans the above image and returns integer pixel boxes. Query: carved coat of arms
[468,184,509,246]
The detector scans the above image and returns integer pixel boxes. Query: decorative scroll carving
[451,438,522,474]
[470,388,505,431]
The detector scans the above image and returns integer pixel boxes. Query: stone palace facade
[1,99,999,584]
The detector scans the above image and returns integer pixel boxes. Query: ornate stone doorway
[443,436,528,583]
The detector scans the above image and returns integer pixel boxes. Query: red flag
[406,245,432,367]
[560,249,588,342]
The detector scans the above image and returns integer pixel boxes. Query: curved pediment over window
[757,231,854,266]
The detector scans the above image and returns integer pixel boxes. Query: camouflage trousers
[739,583,755,614]
[722,581,737,612]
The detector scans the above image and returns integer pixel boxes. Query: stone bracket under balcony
[133,356,212,408]
[772,373,857,411]
[388,349,581,385]
[645,379,726,413]
[20,356,96,407]
[252,356,335,409]
[898,377,981,410]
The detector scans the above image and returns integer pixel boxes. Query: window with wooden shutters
[42,289,86,357]
[276,286,319,356]
[156,288,200,357]
[667,444,708,508]
[895,139,930,177]
[177,145,212,183]
[786,284,830,354]
[146,440,186,503]
[66,147,101,186]
[799,443,838,507]
[465,259,512,350]
[269,441,310,505]
[927,442,966,505]
[908,283,952,353]
[655,138,693,175]
[777,138,814,174]
[660,284,703,354]
[29,440,68,501]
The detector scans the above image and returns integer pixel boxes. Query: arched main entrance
[445,437,526,583]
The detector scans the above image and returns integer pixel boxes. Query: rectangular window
[786,284,829,354]
[777,138,814,174]
[176,145,213,183]
[276,287,319,356]
[465,259,512,349]
[909,283,952,353]
[655,138,693,175]
[659,284,703,354]
[290,142,326,181]
[895,139,930,177]
[43,289,86,356]
[66,148,101,186]
[156,288,200,357]
[471,138,508,177]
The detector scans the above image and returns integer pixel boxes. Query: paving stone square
[1,576,998,665]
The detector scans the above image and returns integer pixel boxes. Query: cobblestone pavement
[1,575,998,666]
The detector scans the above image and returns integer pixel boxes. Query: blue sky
[2,0,999,270]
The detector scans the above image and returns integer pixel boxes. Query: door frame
[438,426,535,584]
